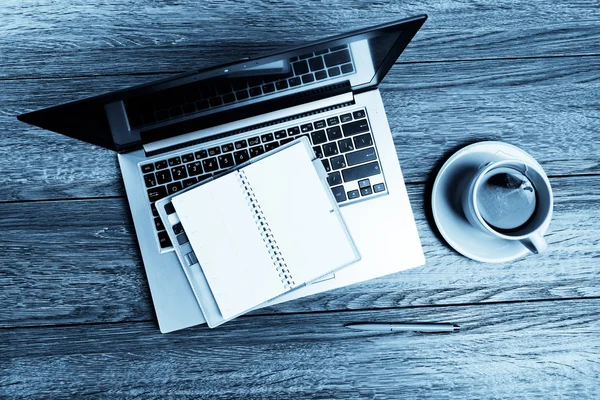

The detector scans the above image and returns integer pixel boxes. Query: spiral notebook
[169,139,360,323]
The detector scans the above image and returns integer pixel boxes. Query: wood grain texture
[1,56,599,202]
[2,175,598,328]
[2,299,600,398]
[1,0,599,78]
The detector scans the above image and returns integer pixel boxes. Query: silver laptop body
[18,16,427,332]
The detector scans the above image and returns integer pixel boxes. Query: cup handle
[520,232,548,254]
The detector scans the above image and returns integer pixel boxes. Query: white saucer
[431,141,551,263]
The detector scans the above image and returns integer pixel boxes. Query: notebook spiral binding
[236,170,295,289]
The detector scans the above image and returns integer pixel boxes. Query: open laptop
[18,15,427,333]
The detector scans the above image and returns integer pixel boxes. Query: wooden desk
[2,1,599,397]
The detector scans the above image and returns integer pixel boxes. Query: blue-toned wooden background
[1,0,599,397]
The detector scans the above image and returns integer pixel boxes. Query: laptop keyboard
[125,45,355,129]
[141,107,385,249]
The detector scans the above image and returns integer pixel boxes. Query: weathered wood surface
[2,0,600,397]
[2,299,600,398]
[1,0,599,79]
[2,56,599,202]
[2,175,598,328]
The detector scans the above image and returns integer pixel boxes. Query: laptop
[18,15,427,333]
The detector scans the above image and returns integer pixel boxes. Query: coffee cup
[462,158,553,254]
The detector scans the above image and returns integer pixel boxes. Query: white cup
[462,159,553,254]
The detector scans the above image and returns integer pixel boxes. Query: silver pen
[345,322,460,333]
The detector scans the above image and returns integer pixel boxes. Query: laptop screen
[18,15,427,152]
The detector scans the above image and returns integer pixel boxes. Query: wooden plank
[1,0,599,78]
[2,299,600,398]
[1,56,599,202]
[1,175,598,328]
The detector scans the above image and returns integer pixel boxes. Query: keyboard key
[373,183,386,193]
[342,119,369,136]
[167,156,181,167]
[164,202,176,215]
[346,147,377,166]
[202,157,219,172]
[327,66,341,77]
[311,130,327,145]
[249,87,262,97]
[347,189,360,200]
[154,160,168,170]
[287,126,300,136]
[353,110,366,119]
[322,159,331,172]
[300,123,313,133]
[197,174,212,183]
[182,103,196,114]
[299,52,313,60]
[280,138,294,145]
[309,57,325,71]
[231,79,247,91]
[262,83,275,93]
[265,142,279,151]
[167,181,183,194]
[208,146,221,156]
[353,133,373,149]
[315,70,327,80]
[326,126,342,140]
[195,149,208,159]
[261,133,274,143]
[289,77,301,87]
[155,110,169,121]
[173,222,184,235]
[154,217,165,231]
[144,173,157,188]
[235,139,248,149]
[330,155,347,170]
[327,116,340,126]
[223,93,235,104]
[218,153,234,169]
[195,100,209,110]
[215,82,232,95]
[176,233,189,246]
[322,142,339,157]
[275,80,289,90]
[183,177,198,188]
[209,97,223,107]
[301,74,315,84]
[151,203,159,217]
[172,165,188,180]
[342,161,381,182]
[358,179,371,189]
[340,113,352,123]
[338,138,354,153]
[314,120,326,129]
[248,136,260,146]
[156,169,172,184]
[234,149,250,164]
[315,48,329,55]
[147,186,167,201]
[312,145,323,158]
[324,49,351,67]
[274,130,287,140]
[221,143,234,153]
[186,161,203,176]
[236,90,249,100]
[249,146,265,158]
[341,63,354,74]
[331,185,347,203]
[360,186,373,196]
[158,231,171,249]
[330,44,348,51]
[327,171,342,186]
[141,164,154,173]
[181,153,194,163]
[293,60,309,75]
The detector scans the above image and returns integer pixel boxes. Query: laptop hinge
[143,89,355,156]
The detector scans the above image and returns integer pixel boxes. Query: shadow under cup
[472,161,552,240]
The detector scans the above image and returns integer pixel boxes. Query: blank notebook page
[172,141,358,319]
